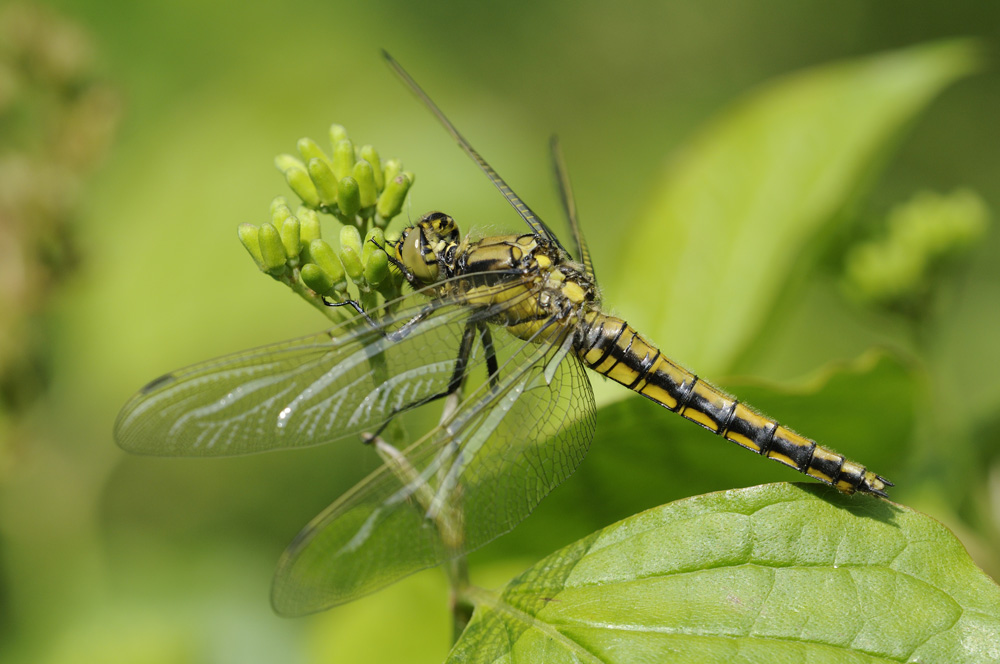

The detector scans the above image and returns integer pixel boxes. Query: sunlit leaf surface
[615,40,980,376]
[451,483,1000,663]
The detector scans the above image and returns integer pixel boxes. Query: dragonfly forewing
[115,287,508,457]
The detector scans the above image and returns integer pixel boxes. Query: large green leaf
[449,484,1000,663]
[613,41,980,377]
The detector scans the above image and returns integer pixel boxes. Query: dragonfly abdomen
[576,311,891,497]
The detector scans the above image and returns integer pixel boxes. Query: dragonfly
[115,52,891,616]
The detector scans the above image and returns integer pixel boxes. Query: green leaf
[614,40,980,376]
[450,484,1000,663]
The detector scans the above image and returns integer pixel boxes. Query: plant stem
[448,555,474,643]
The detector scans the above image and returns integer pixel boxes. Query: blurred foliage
[1,1,1000,662]
[844,188,990,315]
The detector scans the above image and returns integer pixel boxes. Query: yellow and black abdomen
[576,311,892,497]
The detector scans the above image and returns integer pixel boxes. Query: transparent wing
[114,277,536,457]
[271,325,597,615]
[382,51,569,255]
[550,135,595,281]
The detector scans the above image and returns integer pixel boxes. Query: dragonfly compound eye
[398,224,440,283]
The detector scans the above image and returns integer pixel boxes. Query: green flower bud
[364,247,389,285]
[238,223,264,267]
[280,216,301,259]
[359,145,384,192]
[259,222,287,272]
[383,158,402,185]
[333,138,356,181]
[298,208,321,245]
[285,165,321,208]
[340,224,363,257]
[270,196,290,216]
[308,157,339,206]
[337,176,361,218]
[361,227,385,265]
[271,203,293,230]
[275,154,304,173]
[341,246,364,282]
[300,263,336,295]
[309,239,347,289]
[339,225,364,281]
[297,137,330,167]
[329,124,348,148]
[376,172,411,221]
[362,228,389,286]
[353,159,378,209]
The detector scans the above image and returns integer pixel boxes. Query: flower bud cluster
[239,126,412,320]
[0,4,120,443]
[844,189,989,311]
[275,124,413,227]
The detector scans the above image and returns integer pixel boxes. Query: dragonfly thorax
[454,230,598,343]
[394,211,598,343]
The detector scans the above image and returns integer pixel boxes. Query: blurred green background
[1,1,999,662]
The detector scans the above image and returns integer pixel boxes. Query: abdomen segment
[576,312,892,497]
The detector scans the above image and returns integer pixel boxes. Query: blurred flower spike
[238,126,412,322]
[844,189,990,313]
[0,3,120,446]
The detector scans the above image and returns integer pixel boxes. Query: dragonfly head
[395,211,460,284]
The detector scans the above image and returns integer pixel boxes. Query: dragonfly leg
[380,320,501,424]
[478,323,500,390]
[361,431,465,551]
[324,297,436,343]
[363,320,486,441]
[437,323,499,423]
[362,433,435,510]
[370,236,418,286]
[324,297,370,320]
